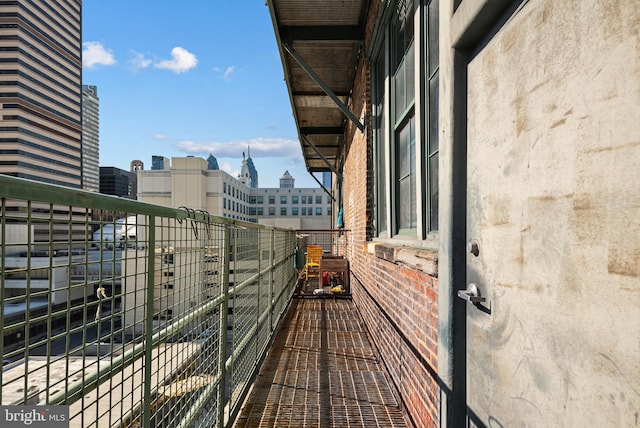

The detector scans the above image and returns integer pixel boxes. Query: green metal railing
[0,175,297,427]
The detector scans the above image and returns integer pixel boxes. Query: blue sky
[82,1,318,188]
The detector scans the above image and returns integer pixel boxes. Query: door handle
[457,283,486,304]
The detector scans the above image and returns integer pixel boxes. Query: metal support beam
[309,172,335,202]
[280,25,363,42]
[302,134,342,180]
[282,43,365,132]
[299,126,343,135]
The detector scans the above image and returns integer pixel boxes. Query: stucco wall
[464,0,640,426]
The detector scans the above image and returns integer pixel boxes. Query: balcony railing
[0,175,297,427]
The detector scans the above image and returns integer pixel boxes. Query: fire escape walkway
[234,298,408,427]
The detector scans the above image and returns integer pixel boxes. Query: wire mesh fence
[0,176,297,428]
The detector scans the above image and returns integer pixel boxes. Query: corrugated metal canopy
[267,0,368,173]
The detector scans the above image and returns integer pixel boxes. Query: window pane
[394,40,415,122]
[428,0,439,77]
[374,53,387,236]
[397,115,416,231]
[394,59,406,122]
[406,39,415,107]
[429,72,439,154]
[392,0,415,73]
[429,153,439,230]
[398,121,411,178]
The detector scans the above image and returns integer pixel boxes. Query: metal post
[269,228,275,331]
[142,216,156,428]
[218,223,231,427]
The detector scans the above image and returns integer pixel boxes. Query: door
[464,0,640,426]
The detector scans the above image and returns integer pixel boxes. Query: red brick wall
[338,2,440,426]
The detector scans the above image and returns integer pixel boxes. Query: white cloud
[153,133,166,140]
[155,47,198,73]
[128,51,152,71]
[213,66,236,81]
[219,161,240,178]
[82,42,116,69]
[175,137,301,159]
[223,66,235,80]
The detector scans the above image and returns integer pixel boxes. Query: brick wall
[338,2,440,426]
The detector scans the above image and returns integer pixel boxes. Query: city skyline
[82,1,320,188]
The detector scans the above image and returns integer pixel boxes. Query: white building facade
[136,156,332,229]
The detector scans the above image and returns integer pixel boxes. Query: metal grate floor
[234,298,408,427]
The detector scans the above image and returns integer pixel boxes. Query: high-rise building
[100,167,137,200]
[322,172,332,190]
[0,0,82,188]
[151,156,170,170]
[279,170,295,188]
[82,85,100,192]
[240,147,258,188]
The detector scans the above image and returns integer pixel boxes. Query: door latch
[457,283,486,304]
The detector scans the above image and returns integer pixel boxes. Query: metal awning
[267,0,368,174]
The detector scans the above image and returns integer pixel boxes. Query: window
[268,207,275,216]
[268,196,275,204]
[223,183,227,194]
[316,207,322,216]
[249,196,256,204]
[292,207,299,215]
[223,198,227,209]
[371,0,439,239]
[257,195,263,204]
[327,207,332,216]
[302,207,306,216]
[281,196,287,204]
[280,207,287,215]
[327,196,331,204]
[292,196,299,204]
[316,196,322,204]
[301,196,306,204]
[257,207,264,216]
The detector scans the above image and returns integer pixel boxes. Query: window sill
[366,236,438,277]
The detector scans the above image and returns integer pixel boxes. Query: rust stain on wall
[584,140,640,154]
[550,117,567,129]
[608,248,640,278]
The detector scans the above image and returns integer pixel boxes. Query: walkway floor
[234,298,408,428]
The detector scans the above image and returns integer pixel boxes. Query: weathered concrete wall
[465,0,640,426]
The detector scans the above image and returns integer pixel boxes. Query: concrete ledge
[371,242,438,277]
